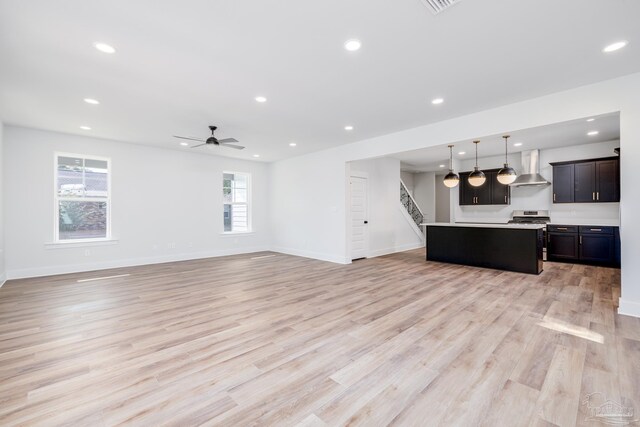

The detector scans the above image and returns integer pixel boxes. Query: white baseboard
[271,246,349,265]
[6,246,271,280]
[367,242,425,259]
[618,298,640,319]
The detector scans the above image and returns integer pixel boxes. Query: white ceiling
[0,0,638,162]
[396,113,620,172]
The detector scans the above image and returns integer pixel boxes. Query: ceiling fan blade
[190,143,208,148]
[174,135,205,142]
[222,144,245,150]
[218,138,239,143]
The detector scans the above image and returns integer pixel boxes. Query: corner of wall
[618,298,640,319]
[0,120,4,286]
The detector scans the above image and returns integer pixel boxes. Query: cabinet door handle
[557,227,568,230]
[593,192,595,201]
[504,195,507,203]
[553,193,556,202]
[579,236,582,245]
[597,192,600,201]
[590,228,602,232]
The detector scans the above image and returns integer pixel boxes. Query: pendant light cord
[503,135,510,164]
[448,145,453,170]
[474,141,479,169]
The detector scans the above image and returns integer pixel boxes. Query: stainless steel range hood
[510,150,551,187]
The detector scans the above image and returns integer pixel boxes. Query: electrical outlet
[84,249,91,257]
[167,242,176,249]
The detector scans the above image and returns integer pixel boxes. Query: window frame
[54,152,112,243]
[222,171,252,234]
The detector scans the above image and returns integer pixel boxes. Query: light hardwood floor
[0,250,638,426]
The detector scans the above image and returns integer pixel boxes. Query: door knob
[364,221,368,224]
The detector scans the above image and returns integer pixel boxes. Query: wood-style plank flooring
[0,250,638,426]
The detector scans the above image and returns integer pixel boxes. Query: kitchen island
[422,223,544,274]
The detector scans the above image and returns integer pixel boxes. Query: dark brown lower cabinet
[547,225,619,267]
[547,232,579,261]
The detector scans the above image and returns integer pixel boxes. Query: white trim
[398,202,425,243]
[271,246,350,265]
[45,239,119,249]
[400,177,425,217]
[6,246,270,280]
[54,152,112,243]
[367,242,425,258]
[350,170,369,179]
[0,273,6,289]
[618,298,640,319]
[220,231,255,236]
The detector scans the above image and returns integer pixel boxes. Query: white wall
[3,126,271,279]
[435,173,451,222]
[455,140,620,224]
[400,171,415,196]
[413,172,436,224]
[350,158,423,258]
[0,121,4,285]
[268,72,640,317]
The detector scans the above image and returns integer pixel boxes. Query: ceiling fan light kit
[173,126,244,150]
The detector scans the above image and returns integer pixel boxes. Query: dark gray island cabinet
[423,224,544,275]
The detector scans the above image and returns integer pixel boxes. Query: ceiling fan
[173,126,244,150]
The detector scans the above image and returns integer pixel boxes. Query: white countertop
[420,222,545,230]
[549,219,620,226]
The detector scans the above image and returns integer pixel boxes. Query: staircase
[400,180,424,235]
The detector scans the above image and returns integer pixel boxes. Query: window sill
[220,231,255,236]
[45,239,119,249]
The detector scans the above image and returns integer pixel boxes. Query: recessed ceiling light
[93,42,116,54]
[79,125,91,130]
[344,39,362,52]
[179,142,189,146]
[514,143,523,147]
[344,125,354,131]
[289,142,297,147]
[458,151,466,155]
[253,154,260,158]
[603,40,628,53]
[439,164,446,168]
[586,118,595,122]
[84,98,100,105]
[431,98,444,105]
[255,96,267,103]
[587,131,599,136]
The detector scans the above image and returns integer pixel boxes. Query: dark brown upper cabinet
[459,169,511,206]
[550,156,619,204]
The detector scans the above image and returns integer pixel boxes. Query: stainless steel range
[508,210,551,260]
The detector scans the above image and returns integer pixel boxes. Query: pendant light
[497,135,517,185]
[443,145,460,188]
[468,140,486,187]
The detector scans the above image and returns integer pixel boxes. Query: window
[223,172,250,233]
[55,154,110,241]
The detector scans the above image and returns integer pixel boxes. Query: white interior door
[350,176,369,260]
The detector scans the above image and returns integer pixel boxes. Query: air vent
[420,0,462,14]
